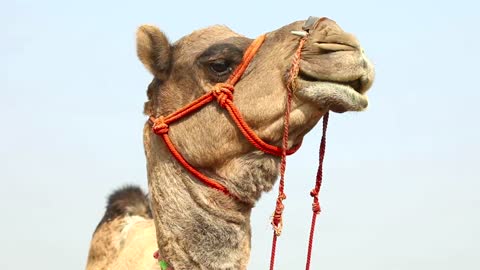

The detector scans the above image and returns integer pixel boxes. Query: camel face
[138,18,374,152]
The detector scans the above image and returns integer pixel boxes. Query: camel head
[137,17,374,203]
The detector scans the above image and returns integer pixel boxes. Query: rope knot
[310,189,321,214]
[271,215,283,236]
[312,201,321,214]
[212,83,234,108]
[271,192,287,236]
[152,116,169,134]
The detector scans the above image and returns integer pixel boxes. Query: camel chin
[296,80,369,113]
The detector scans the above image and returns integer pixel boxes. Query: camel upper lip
[313,42,356,52]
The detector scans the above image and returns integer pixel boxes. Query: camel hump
[87,186,154,269]
[95,186,152,232]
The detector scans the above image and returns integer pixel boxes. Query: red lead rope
[305,111,329,270]
[268,35,330,270]
[269,111,329,270]
[269,35,307,270]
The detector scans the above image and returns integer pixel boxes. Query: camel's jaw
[294,46,374,113]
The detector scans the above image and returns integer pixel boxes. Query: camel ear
[136,25,172,80]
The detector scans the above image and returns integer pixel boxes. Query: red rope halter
[149,34,302,199]
[149,22,329,270]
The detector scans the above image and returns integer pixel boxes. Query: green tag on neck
[159,260,169,270]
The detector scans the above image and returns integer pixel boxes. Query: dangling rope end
[305,112,330,270]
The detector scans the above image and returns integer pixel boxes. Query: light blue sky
[2,0,479,269]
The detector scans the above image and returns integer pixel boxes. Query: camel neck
[144,127,276,269]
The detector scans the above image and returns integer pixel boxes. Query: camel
[86,17,374,270]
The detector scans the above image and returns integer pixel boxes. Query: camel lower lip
[295,79,369,113]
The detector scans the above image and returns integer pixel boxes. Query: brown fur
[86,187,155,270]
[94,186,152,232]
[86,17,374,270]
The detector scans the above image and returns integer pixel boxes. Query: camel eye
[209,60,231,75]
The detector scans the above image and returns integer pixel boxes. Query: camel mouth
[298,70,366,94]
[293,42,374,113]
[295,73,370,113]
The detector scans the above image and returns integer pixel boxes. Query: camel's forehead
[173,25,244,59]
[175,25,241,45]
